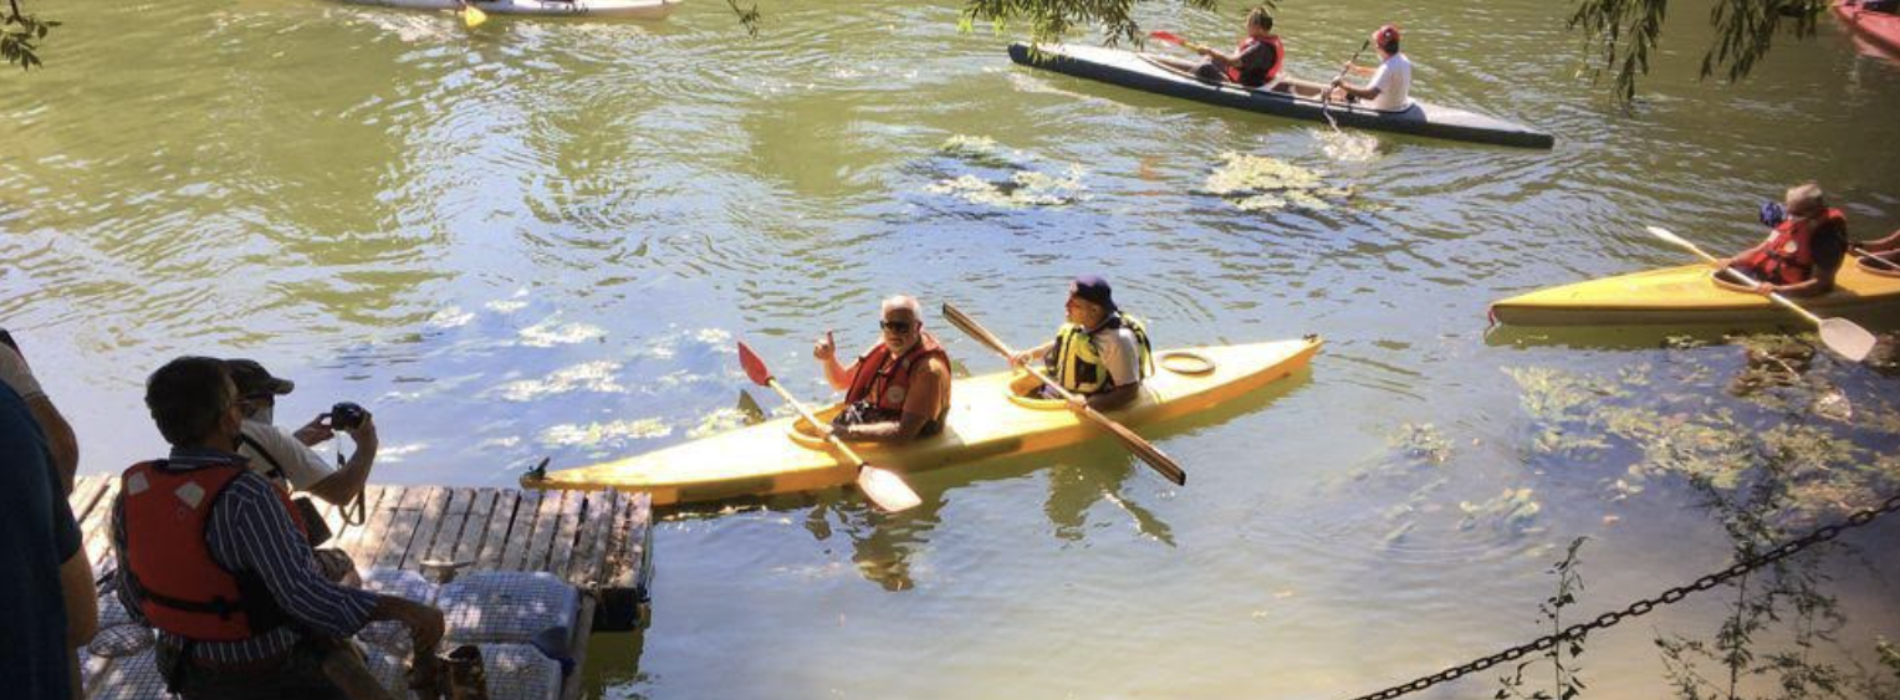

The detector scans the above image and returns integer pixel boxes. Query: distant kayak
[525,338,1321,505]
[1490,259,1900,326]
[1835,0,1900,58]
[336,0,678,19]
[1007,42,1554,149]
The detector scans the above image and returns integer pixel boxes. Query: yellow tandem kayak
[1490,259,1900,327]
[523,337,1322,505]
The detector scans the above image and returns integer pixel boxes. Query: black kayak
[1008,42,1555,149]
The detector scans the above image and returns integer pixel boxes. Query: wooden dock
[68,475,655,700]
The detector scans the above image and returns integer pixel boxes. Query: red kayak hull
[1835,1,1900,58]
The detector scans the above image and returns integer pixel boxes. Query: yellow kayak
[524,338,1322,505]
[1490,259,1900,326]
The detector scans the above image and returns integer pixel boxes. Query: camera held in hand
[328,402,369,431]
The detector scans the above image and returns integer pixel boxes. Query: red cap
[1373,24,1401,50]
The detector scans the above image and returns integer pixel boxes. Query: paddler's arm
[1857,229,1900,254]
[814,330,854,391]
[1763,235,1847,298]
[1196,45,1240,67]
[833,358,948,444]
[1009,340,1056,368]
[1081,383,1140,412]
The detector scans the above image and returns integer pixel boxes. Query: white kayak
[336,0,678,19]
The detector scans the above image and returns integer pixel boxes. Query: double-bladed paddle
[1147,30,1209,54]
[736,342,923,512]
[1321,40,1372,132]
[940,303,1188,486]
[1646,225,1878,362]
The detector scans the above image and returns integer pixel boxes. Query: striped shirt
[112,448,379,664]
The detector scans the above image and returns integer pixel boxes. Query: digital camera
[329,401,369,431]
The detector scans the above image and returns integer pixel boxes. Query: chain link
[1341,492,1900,700]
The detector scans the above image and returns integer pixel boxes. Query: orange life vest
[1743,208,1847,285]
[1225,35,1283,85]
[844,332,950,419]
[119,459,311,642]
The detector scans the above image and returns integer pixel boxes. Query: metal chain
[1342,492,1900,700]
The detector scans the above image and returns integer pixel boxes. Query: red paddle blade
[1149,30,1184,45]
[737,342,774,387]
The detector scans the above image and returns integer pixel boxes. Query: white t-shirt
[0,344,45,402]
[237,419,337,492]
[1365,53,1413,112]
[1094,328,1142,388]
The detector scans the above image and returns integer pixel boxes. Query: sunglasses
[879,320,916,333]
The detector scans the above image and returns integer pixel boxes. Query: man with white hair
[811,295,954,443]
[1723,182,1850,297]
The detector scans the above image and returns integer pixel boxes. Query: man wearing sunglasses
[1722,182,1850,298]
[1009,276,1155,412]
[812,295,953,444]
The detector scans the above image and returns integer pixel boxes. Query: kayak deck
[335,0,678,19]
[1490,262,1900,326]
[526,338,1322,505]
[1007,42,1554,149]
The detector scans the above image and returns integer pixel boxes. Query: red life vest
[119,460,311,642]
[844,332,951,419]
[1743,208,1847,285]
[1225,35,1283,85]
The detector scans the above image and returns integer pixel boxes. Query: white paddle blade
[1819,318,1879,363]
[857,465,923,512]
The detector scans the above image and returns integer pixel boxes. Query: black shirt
[1233,39,1280,87]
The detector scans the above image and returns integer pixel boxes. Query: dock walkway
[68,475,655,700]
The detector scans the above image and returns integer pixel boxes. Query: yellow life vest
[1046,313,1154,395]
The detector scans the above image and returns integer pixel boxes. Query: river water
[5,0,1900,697]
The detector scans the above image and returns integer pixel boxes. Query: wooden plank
[569,489,622,587]
[349,485,409,569]
[451,488,500,566]
[501,489,553,571]
[545,487,587,578]
[397,487,454,570]
[521,488,569,572]
[423,488,475,565]
[67,476,108,524]
[331,484,390,558]
[375,487,433,570]
[479,489,531,571]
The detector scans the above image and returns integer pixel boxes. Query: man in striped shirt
[112,357,442,700]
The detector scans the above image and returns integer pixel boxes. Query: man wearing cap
[1009,276,1156,412]
[227,360,377,509]
[1329,25,1412,112]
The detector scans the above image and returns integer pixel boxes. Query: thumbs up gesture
[813,330,837,362]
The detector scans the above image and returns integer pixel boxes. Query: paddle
[1645,225,1878,362]
[457,0,487,28]
[1321,40,1372,131]
[1852,246,1900,272]
[1148,30,1209,54]
[939,302,1188,486]
[736,342,923,512]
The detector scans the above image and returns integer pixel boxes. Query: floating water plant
[1203,153,1352,212]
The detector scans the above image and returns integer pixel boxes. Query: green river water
[4,0,1900,697]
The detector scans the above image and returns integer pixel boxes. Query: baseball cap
[1070,275,1118,313]
[226,359,295,398]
